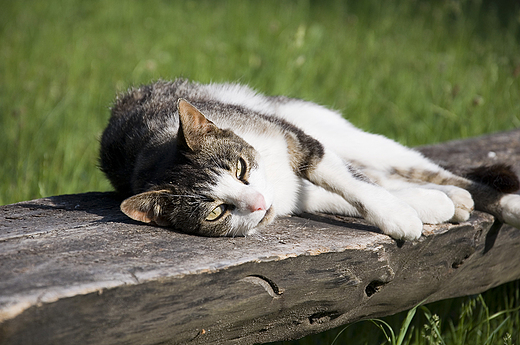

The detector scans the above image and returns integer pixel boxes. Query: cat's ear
[120,190,171,226]
[177,98,218,151]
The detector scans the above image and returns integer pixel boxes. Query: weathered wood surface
[1,130,520,345]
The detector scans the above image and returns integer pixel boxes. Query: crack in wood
[239,275,284,298]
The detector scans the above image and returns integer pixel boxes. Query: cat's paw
[444,187,474,222]
[385,215,423,241]
[368,201,423,241]
[381,211,423,241]
[500,194,520,228]
[391,188,455,224]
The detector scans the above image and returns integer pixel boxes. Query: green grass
[1,0,520,343]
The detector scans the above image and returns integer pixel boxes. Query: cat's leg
[299,172,458,225]
[467,185,520,228]
[297,180,361,217]
[285,109,476,222]
[274,100,520,229]
[305,150,424,240]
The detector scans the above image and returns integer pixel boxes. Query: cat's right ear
[177,98,218,151]
[120,190,171,226]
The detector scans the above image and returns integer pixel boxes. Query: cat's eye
[236,157,247,181]
[206,204,226,221]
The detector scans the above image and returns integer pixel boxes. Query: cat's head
[120,99,275,236]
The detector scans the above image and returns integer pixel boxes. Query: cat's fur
[100,79,520,240]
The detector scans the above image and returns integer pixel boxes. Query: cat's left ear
[177,98,219,151]
[120,190,171,226]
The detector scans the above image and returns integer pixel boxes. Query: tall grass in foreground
[1,0,520,344]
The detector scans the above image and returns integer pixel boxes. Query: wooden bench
[1,130,520,345]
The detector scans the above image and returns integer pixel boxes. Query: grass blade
[370,319,396,344]
[330,324,351,345]
[483,316,510,345]
[396,304,419,345]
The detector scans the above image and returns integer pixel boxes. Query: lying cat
[99,79,520,240]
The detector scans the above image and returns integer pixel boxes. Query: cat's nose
[248,193,266,213]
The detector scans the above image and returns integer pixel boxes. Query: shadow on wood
[1,130,520,345]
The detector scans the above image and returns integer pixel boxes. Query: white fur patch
[390,188,455,224]
[239,130,302,216]
[500,194,520,227]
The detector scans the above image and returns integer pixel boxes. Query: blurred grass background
[1,0,519,343]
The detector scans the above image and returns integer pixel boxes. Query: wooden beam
[1,130,520,345]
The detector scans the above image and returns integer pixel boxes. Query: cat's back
[99,80,283,194]
[100,79,324,194]
[187,80,352,139]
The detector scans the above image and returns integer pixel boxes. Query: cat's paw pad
[445,188,474,222]
[392,188,455,224]
[500,194,520,228]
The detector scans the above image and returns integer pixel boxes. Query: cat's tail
[462,163,520,194]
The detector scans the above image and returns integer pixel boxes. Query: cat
[99,79,520,240]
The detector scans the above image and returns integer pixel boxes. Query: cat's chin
[227,206,275,237]
[258,205,275,226]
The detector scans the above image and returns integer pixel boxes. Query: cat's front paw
[382,213,423,241]
[367,201,423,241]
[391,188,455,224]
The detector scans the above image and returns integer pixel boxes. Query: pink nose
[248,193,266,213]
